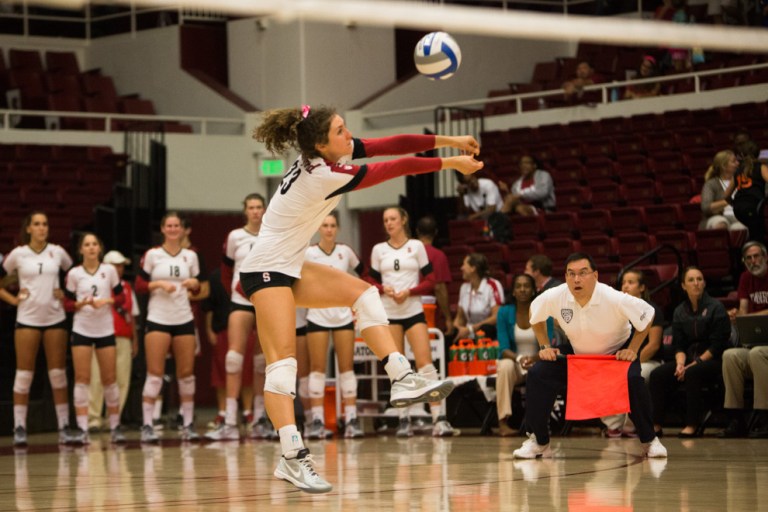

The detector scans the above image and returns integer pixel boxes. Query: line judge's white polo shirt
[529,282,655,355]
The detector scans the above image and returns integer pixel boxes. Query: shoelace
[298,454,320,477]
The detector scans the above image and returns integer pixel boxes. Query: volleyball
[414,31,462,80]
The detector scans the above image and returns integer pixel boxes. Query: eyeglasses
[566,269,594,279]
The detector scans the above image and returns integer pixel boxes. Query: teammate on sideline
[370,207,457,438]
[64,233,126,444]
[206,193,268,441]
[239,105,481,493]
[513,252,667,460]
[305,211,365,439]
[1,212,74,446]
[135,212,205,443]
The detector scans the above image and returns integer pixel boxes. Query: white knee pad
[253,353,266,375]
[339,370,358,399]
[308,371,325,399]
[104,383,120,408]
[225,350,244,374]
[353,286,389,331]
[418,363,438,381]
[178,375,195,397]
[48,368,67,390]
[298,376,309,399]
[74,383,89,408]
[264,358,297,398]
[143,374,163,399]
[13,370,33,395]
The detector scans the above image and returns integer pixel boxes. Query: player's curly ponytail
[253,106,336,159]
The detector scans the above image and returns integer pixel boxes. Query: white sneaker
[179,425,200,442]
[432,416,459,437]
[396,417,413,438]
[140,424,160,444]
[512,433,552,459]
[344,418,364,439]
[204,423,240,442]
[274,448,332,494]
[305,419,332,440]
[13,426,28,447]
[642,436,667,458]
[67,427,90,446]
[110,425,127,444]
[390,372,455,407]
[249,416,276,440]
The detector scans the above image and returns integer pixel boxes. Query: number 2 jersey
[239,134,442,280]
[138,247,200,325]
[2,243,73,326]
[304,243,363,327]
[369,239,433,320]
[65,263,122,337]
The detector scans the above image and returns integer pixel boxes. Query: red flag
[566,355,631,420]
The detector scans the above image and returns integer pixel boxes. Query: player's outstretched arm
[434,135,480,155]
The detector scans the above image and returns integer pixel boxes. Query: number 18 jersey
[139,247,200,325]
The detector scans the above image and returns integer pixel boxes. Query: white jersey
[305,243,362,328]
[458,277,505,326]
[140,247,200,325]
[224,227,259,306]
[370,239,431,320]
[3,244,73,326]
[65,263,120,337]
[530,282,655,355]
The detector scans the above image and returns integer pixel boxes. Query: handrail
[364,61,768,121]
[618,243,684,295]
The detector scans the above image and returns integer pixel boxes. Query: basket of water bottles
[448,334,498,376]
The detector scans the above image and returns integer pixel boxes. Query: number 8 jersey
[139,247,200,325]
[369,239,432,320]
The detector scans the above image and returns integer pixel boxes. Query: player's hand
[182,278,200,291]
[382,285,395,298]
[92,298,111,309]
[162,282,177,293]
[452,135,480,155]
[538,346,560,361]
[53,288,64,300]
[393,290,409,304]
[520,356,536,370]
[674,363,686,381]
[615,349,637,362]
[450,155,484,176]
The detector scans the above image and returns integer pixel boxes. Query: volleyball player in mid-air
[239,105,482,493]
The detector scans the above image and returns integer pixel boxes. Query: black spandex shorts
[306,321,355,333]
[15,320,68,331]
[72,332,116,349]
[296,326,308,337]
[388,312,426,331]
[241,270,297,298]
[145,320,196,337]
[230,302,256,313]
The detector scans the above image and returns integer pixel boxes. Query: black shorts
[230,302,256,314]
[72,332,116,349]
[145,320,196,337]
[296,326,308,337]
[388,313,426,331]
[241,270,296,298]
[306,321,355,333]
[16,320,68,331]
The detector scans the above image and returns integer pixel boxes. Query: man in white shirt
[457,174,503,221]
[513,253,667,459]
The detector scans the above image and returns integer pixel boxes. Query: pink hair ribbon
[301,104,311,119]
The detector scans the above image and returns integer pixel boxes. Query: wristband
[695,356,703,364]
[539,345,549,351]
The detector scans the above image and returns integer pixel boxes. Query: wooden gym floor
[0,426,766,511]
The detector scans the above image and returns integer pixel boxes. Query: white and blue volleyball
[414,32,462,80]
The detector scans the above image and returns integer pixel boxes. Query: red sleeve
[63,297,76,313]
[134,275,149,294]
[357,158,442,190]
[221,261,233,298]
[411,272,436,296]
[360,134,436,158]
[113,291,126,307]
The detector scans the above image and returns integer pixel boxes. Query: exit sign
[260,159,285,176]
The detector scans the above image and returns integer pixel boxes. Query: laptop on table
[735,315,768,348]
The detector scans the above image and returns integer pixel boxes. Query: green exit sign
[260,159,285,176]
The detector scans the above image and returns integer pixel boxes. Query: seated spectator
[602,269,665,438]
[494,273,555,436]
[699,149,747,231]
[499,155,556,216]
[624,56,661,100]
[649,267,731,437]
[525,254,563,292]
[452,253,504,341]
[720,241,768,438]
[457,174,503,221]
[724,140,768,243]
[562,61,601,101]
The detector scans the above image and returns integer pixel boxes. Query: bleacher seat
[541,238,580,264]
[510,214,542,241]
[540,211,577,240]
[655,230,695,266]
[443,244,473,270]
[694,229,733,282]
[475,242,510,273]
[589,182,624,209]
[616,232,656,265]
[622,178,658,207]
[507,240,543,273]
[448,219,485,245]
[579,235,617,264]
[611,206,647,234]
[556,186,589,212]
[645,204,682,232]
[576,209,612,237]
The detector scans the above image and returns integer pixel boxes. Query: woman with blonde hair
[700,149,746,231]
